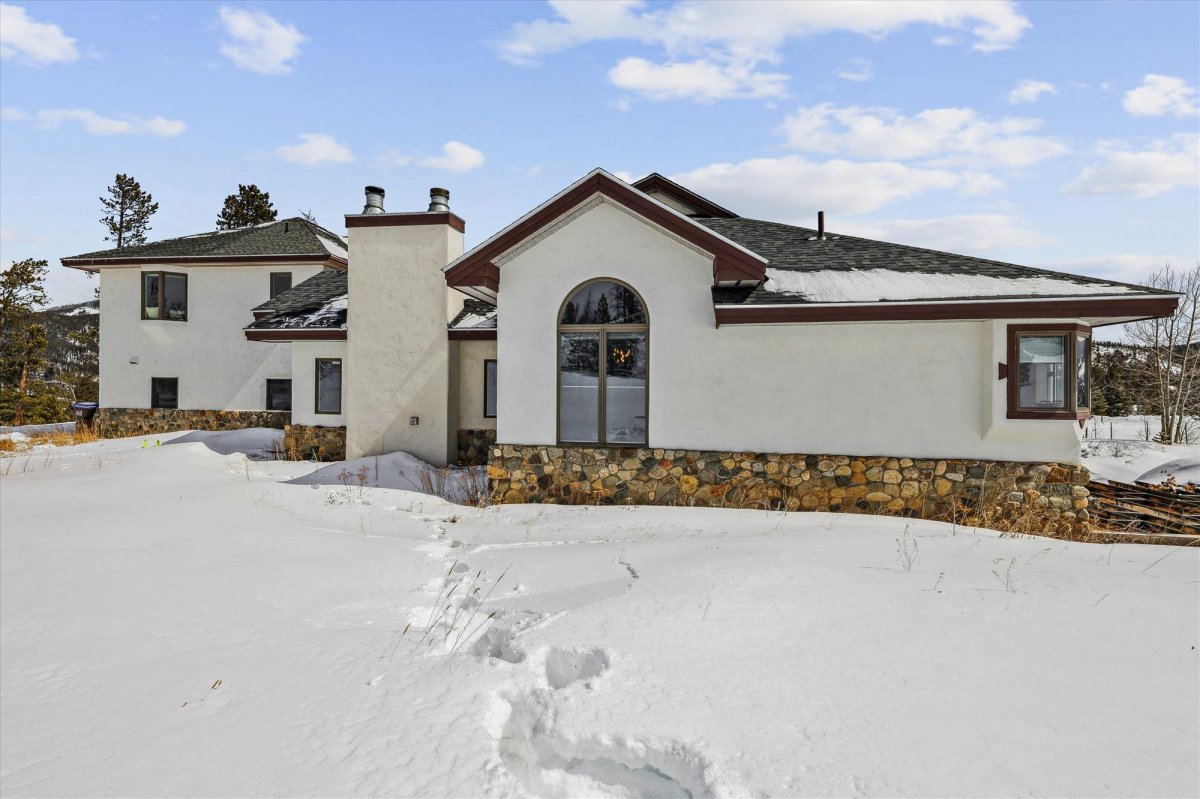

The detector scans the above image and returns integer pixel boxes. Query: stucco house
[63,169,1180,521]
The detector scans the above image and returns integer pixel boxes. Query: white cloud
[218,6,306,75]
[0,3,78,65]
[500,0,1030,102]
[608,57,786,101]
[780,102,1068,169]
[1007,79,1056,104]
[669,155,993,219]
[383,142,486,173]
[1045,254,1195,286]
[1123,74,1199,118]
[275,133,353,165]
[1063,134,1199,198]
[835,58,873,82]
[420,141,485,173]
[844,214,1051,253]
[1,107,185,136]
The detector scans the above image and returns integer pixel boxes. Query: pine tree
[99,173,159,248]
[216,184,278,229]
[0,259,66,424]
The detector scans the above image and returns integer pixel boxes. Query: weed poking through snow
[896,524,918,572]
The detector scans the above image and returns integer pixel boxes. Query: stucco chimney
[363,186,386,214]
[428,187,450,213]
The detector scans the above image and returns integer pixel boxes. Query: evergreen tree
[595,293,611,324]
[216,184,278,229]
[0,259,66,424]
[99,173,159,248]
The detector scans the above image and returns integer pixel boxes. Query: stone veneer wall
[489,445,1091,523]
[284,424,346,462]
[457,428,497,466]
[95,408,288,437]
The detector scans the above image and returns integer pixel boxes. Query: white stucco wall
[290,340,348,426]
[455,340,498,430]
[496,200,1085,464]
[345,221,463,465]
[98,263,325,410]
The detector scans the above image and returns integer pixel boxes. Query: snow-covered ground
[2,430,1197,798]
[1081,415,1199,485]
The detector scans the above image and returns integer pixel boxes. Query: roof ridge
[722,216,1177,296]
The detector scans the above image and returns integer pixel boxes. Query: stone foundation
[284,424,346,462]
[95,407,288,438]
[457,428,497,466]
[489,445,1090,525]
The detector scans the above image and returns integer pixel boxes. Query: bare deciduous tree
[1124,263,1199,444]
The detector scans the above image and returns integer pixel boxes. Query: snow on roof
[316,234,348,259]
[760,267,1140,304]
[298,294,347,328]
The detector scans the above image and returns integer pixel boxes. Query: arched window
[558,279,648,446]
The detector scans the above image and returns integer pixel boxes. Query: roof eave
[61,254,347,269]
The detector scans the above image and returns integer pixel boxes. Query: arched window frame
[557,278,649,447]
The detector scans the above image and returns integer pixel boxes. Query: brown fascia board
[444,173,765,290]
[448,328,498,341]
[62,254,347,270]
[244,328,348,341]
[713,295,1180,326]
[631,173,738,219]
[345,211,466,233]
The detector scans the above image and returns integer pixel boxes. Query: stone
[680,475,699,494]
[865,492,892,503]
[865,466,883,482]
[935,478,953,497]
[882,470,902,484]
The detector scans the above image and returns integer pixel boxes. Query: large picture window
[315,358,342,415]
[142,271,187,321]
[558,280,647,446]
[1007,324,1091,419]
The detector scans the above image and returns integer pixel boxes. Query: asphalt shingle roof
[696,217,1173,305]
[247,269,347,330]
[63,218,347,263]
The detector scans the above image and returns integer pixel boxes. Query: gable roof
[244,269,347,340]
[630,173,738,218]
[62,218,348,269]
[442,168,767,303]
[448,299,498,340]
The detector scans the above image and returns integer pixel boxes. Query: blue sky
[1,0,1197,310]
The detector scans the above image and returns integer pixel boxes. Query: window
[1007,324,1091,419]
[266,379,292,411]
[151,377,178,409]
[484,359,497,418]
[558,280,648,445]
[315,358,342,414]
[270,272,292,299]
[142,272,187,321]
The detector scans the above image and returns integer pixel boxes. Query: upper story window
[1007,324,1091,419]
[558,280,648,446]
[142,272,187,321]
[270,272,292,299]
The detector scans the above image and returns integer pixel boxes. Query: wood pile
[1088,478,1200,538]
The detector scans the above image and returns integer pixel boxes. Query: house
[63,170,1180,522]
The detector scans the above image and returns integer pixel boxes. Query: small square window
[266,379,292,411]
[484,359,497,418]
[142,271,187,321]
[270,272,292,299]
[151,377,178,409]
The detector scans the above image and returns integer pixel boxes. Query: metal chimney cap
[363,185,386,214]
[428,187,450,213]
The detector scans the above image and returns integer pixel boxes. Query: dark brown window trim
[483,359,497,419]
[141,271,188,322]
[1006,323,1092,421]
[557,278,649,447]
[314,358,342,415]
